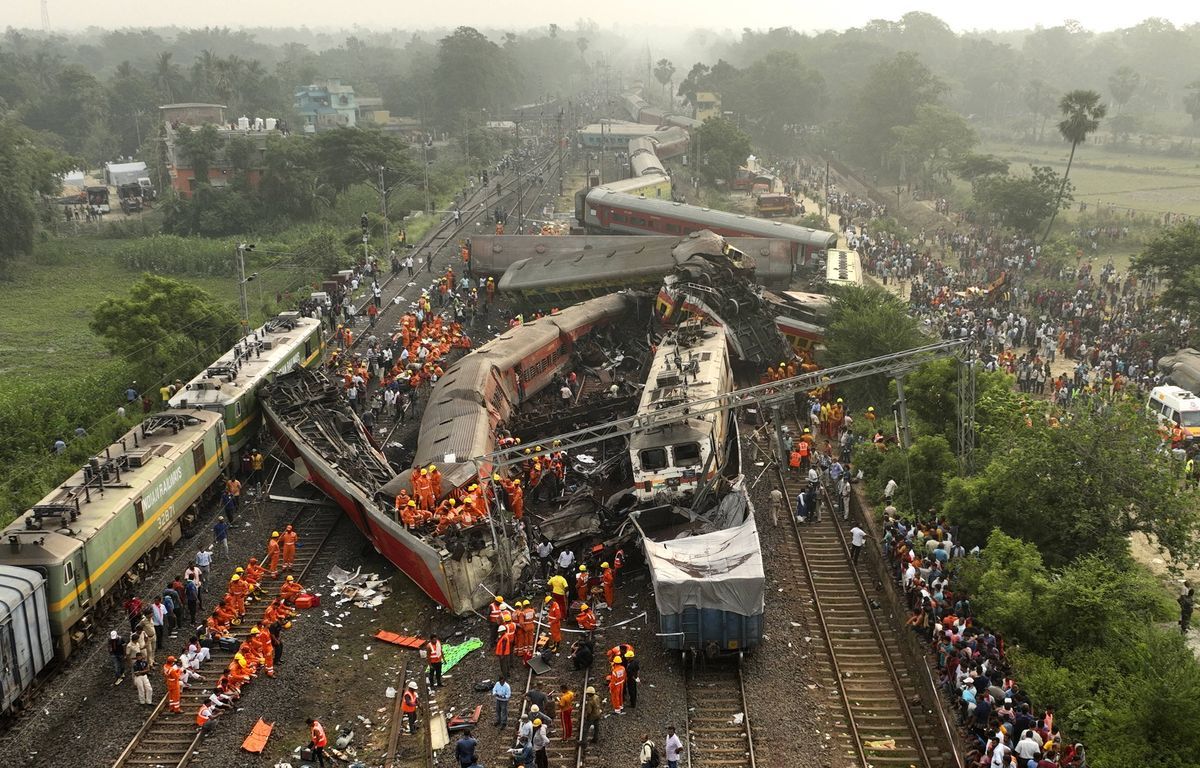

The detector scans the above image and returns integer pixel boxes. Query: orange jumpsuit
[518,606,536,661]
[414,474,434,510]
[280,580,303,603]
[576,572,589,602]
[266,538,281,575]
[547,599,563,646]
[245,562,265,585]
[429,468,443,498]
[164,664,183,713]
[281,529,298,570]
[215,599,237,626]
[603,567,615,607]
[228,578,249,616]
[607,663,626,712]
[576,607,597,631]
[253,632,276,676]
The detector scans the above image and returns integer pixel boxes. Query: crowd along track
[112,505,343,768]
[768,420,949,768]
[683,661,756,768]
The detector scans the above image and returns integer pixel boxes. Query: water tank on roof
[253,117,264,130]
[237,115,250,130]
[265,117,277,131]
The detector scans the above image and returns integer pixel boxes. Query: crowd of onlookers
[879,511,1089,768]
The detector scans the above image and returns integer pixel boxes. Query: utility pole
[235,243,255,331]
[515,119,524,232]
[557,108,564,197]
[379,165,390,253]
[422,138,431,217]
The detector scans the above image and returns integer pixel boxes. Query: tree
[974,165,1072,234]
[676,62,709,109]
[312,128,418,196]
[1184,81,1200,126]
[653,58,675,105]
[575,37,589,64]
[942,398,1200,567]
[849,52,947,169]
[692,116,751,186]
[259,133,325,223]
[1024,79,1059,142]
[174,124,222,189]
[90,274,239,378]
[891,103,976,187]
[153,51,185,104]
[1132,221,1200,320]
[951,153,1009,181]
[433,28,516,125]
[820,284,927,406]
[864,434,957,514]
[1040,89,1106,245]
[1107,66,1141,114]
[736,52,827,152]
[0,120,72,276]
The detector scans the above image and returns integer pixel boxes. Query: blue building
[294,79,358,133]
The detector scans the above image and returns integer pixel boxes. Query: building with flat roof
[295,79,358,132]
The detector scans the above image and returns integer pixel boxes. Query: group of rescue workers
[184,525,311,734]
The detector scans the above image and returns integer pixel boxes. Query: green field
[0,238,297,384]
[979,139,1200,219]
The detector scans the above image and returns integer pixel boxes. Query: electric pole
[558,108,564,197]
[515,119,524,232]
[236,243,255,331]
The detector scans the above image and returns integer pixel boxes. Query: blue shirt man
[213,517,230,557]
[454,732,478,768]
[492,678,512,728]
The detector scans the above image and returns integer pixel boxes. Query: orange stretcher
[374,630,425,649]
[242,718,274,753]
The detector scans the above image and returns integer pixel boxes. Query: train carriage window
[64,561,75,585]
[639,448,668,471]
[192,443,207,474]
[672,443,702,467]
[304,339,313,359]
[134,497,145,527]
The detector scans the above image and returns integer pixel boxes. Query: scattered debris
[327,565,392,608]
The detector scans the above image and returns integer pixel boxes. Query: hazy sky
[9,0,1200,34]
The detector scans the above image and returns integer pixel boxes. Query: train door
[0,617,16,709]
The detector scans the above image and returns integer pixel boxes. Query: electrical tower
[40,0,50,32]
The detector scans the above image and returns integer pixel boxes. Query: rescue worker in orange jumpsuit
[518,600,536,662]
[414,468,434,510]
[228,573,249,617]
[613,549,625,586]
[394,489,412,519]
[251,626,276,677]
[576,565,590,602]
[307,718,329,765]
[164,657,184,713]
[488,596,509,641]
[576,603,597,632]
[281,525,298,571]
[427,464,443,498]
[601,562,615,608]
[606,656,627,714]
[244,557,266,586]
[402,500,420,531]
[280,575,303,604]
[266,531,281,576]
[545,595,563,652]
[426,634,444,688]
[401,682,420,733]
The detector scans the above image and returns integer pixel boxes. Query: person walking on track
[557,683,575,740]
[266,531,281,576]
[426,634,444,687]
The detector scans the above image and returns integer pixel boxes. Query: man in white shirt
[883,478,898,502]
[664,726,683,768]
[849,525,869,564]
[556,549,576,574]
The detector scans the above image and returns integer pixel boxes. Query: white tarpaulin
[642,485,765,617]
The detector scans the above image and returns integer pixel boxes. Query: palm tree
[1040,89,1106,246]
[154,52,182,103]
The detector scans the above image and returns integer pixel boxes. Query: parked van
[1146,385,1200,443]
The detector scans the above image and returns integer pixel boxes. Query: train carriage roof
[587,189,838,250]
[0,411,224,565]
[643,483,764,617]
[169,314,321,409]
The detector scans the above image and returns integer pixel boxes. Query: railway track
[112,504,343,768]
[770,425,944,768]
[349,141,562,336]
[683,661,755,768]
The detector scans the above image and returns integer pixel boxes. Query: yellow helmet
[272,531,280,538]
[624,650,634,659]
[579,565,587,572]
[286,575,294,582]
[428,464,437,471]
[421,468,428,475]
[601,562,610,568]
[231,574,240,581]
[502,613,512,621]
[868,406,875,412]
[513,479,521,486]
[544,595,552,603]
[495,596,504,602]
[493,473,501,481]
[469,484,478,491]
[408,500,417,507]
[524,448,531,455]
[579,603,588,610]
[235,567,244,573]
[837,397,844,403]
[533,718,542,726]
[250,627,260,635]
